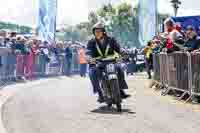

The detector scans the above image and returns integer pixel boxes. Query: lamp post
[170,0,181,16]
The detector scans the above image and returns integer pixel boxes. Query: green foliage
[60,2,140,47]
[0,21,32,33]
[100,2,138,47]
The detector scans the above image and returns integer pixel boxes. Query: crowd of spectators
[144,18,200,55]
[142,18,200,102]
[142,18,200,79]
[0,30,87,81]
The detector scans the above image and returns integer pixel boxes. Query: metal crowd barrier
[153,52,196,101]
[0,49,81,88]
[159,53,168,86]
[153,53,160,82]
[191,52,200,96]
[0,48,17,87]
[167,52,191,98]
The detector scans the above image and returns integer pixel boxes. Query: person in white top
[164,18,183,43]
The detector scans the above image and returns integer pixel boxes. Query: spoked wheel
[106,98,113,108]
[107,103,112,108]
[110,79,122,112]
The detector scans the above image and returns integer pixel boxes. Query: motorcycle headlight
[106,64,115,73]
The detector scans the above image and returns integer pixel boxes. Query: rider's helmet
[92,21,106,35]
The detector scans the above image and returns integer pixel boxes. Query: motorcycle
[96,58,122,112]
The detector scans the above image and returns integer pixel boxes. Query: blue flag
[138,0,157,45]
[38,0,57,43]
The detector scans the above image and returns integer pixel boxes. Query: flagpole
[54,0,57,42]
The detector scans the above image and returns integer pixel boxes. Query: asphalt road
[2,74,200,133]
[2,76,136,133]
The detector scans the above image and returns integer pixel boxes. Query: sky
[0,0,199,27]
[0,0,128,27]
[158,0,200,16]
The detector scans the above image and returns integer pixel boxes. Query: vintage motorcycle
[96,58,122,112]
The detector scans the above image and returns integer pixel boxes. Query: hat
[164,18,175,26]
[16,35,26,42]
[175,23,182,31]
[187,25,194,31]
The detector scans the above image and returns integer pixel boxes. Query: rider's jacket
[87,36,121,60]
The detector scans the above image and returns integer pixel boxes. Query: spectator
[175,23,186,40]
[56,42,64,53]
[39,41,50,76]
[55,42,64,71]
[64,43,73,76]
[185,26,193,37]
[78,46,87,77]
[164,18,183,53]
[15,36,29,80]
[0,30,6,38]
[24,40,38,80]
[5,37,16,81]
[9,31,17,38]
[143,41,153,79]
[184,27,200,52]
[15,36,28,54]
[152,36,162,53]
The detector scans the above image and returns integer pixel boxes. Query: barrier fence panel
[159,53,168,85]
[154,52,193,99]
[191,52,200,95]
[149,51,200,101]
[0,52,17,88]
[34,54,48,77]
[0,49,82,88]
[153,53,160,82]
[167,52,190,93]
[5,53,16,80]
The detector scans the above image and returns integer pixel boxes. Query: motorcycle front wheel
[110,79,122,112]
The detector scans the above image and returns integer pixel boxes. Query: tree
[95,3,138,47]
[60,2,140,47]
[0,21,32,33]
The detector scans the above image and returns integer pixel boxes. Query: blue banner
[38,0,57,43]
[138,0,157,45]
[171,16,200,36]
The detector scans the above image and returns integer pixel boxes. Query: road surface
[2,73,200,133]
[2,76,136,133]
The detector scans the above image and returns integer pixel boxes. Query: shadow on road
[91,106,136,115]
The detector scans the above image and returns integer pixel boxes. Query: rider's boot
[97,89,104,103]
[120,90,131,99]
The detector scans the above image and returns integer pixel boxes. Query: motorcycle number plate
[108,74,117,80]
[106,64,115,73]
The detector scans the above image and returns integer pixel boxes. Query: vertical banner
[138,0,157,45]
[38,0,57,44]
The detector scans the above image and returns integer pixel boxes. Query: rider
[87,21,130,103]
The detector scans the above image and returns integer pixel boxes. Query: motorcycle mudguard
[108,74,118,80]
